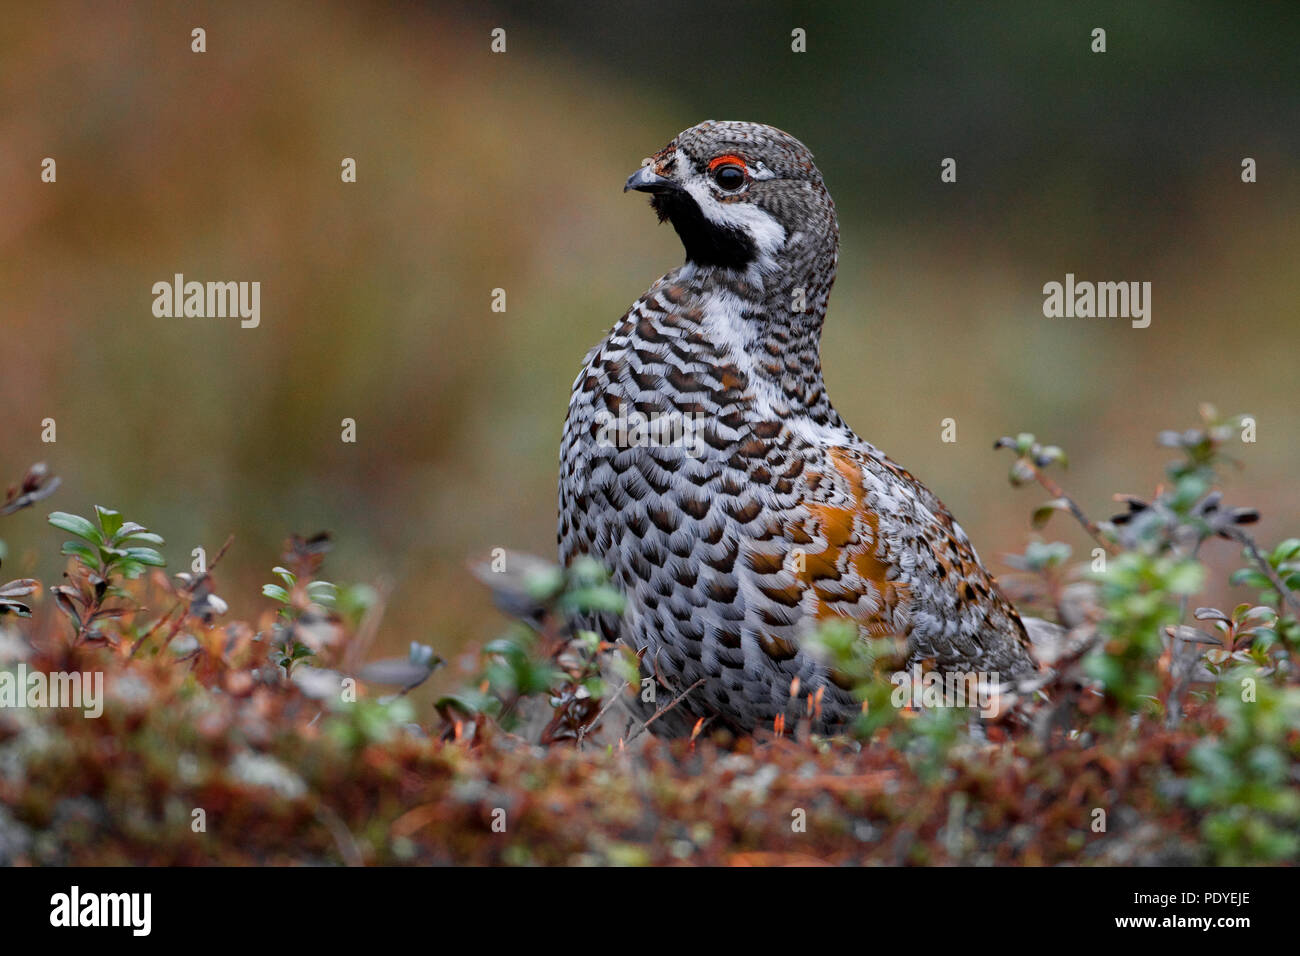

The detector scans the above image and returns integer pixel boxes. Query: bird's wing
[747,442,1036,675]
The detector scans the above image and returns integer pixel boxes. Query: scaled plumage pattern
[559,121,1036,736]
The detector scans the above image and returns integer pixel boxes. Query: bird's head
[625,120,838,283]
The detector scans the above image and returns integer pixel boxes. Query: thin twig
[129,604,180,659]
[155,604,190,654]
[314,802,364,867]
[342,576,390,673]
[626,678,706,743]
[577,679,629,750]
[127,537,230,660]
[1165,537,1207,727]
[207,534,236,572]
[1030,466,1116,554]
[1223,526,1300,615]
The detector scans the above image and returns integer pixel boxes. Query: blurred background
[2,1,1296,700]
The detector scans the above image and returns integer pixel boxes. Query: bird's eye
[712,164,746,191]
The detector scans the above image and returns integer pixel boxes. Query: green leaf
[522,565,565,600]
[262,583,290,603]
[1171,473,1210,510]
[48,512,102,544]
[116,530,164,546]
[305,580,338,606]
[566,556,610,588]
[1230,568,1268,588]
[408,642,441,670]
[483,637,524,657]
[1271,539,1300,564]
[1038,445,1068,468]
[117,562,149,581]
[60,540,100,566]
[1009,460,1035,486]
[1241,606,1277,625]
[1021,540,1071,572]
[559,586,627,615]
[94,506,123,538]
[272,566,296,587]
[122,547,165,567]
[1031,499,1070,529]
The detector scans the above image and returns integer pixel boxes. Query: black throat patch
[651,191,757,270]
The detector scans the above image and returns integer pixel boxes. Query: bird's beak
[624,165,678,194]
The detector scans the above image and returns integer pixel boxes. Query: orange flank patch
[789,447,908,631]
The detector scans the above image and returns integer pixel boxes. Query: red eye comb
[707,154,747,171]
